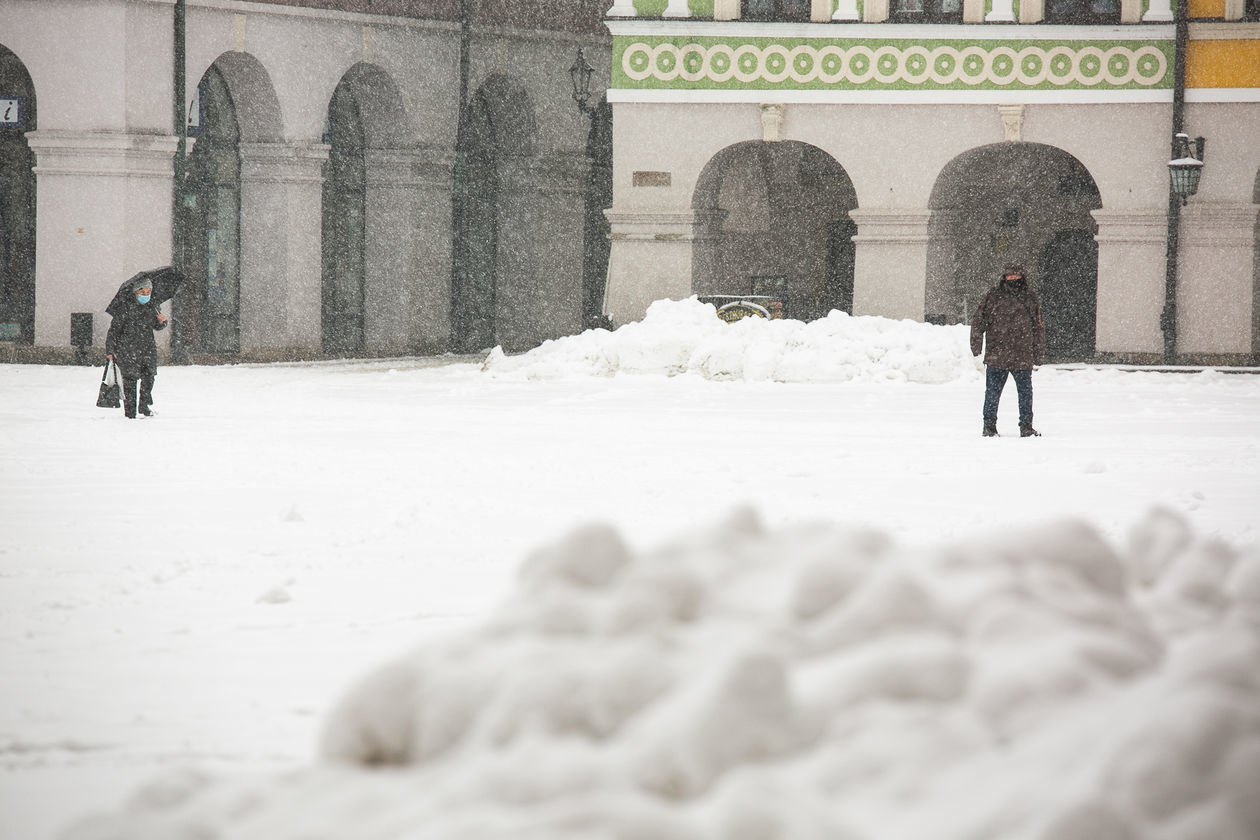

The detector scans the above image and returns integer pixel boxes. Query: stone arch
[199,51,284,143]
[176,61,242,354]
[692,140,858,321]
[0,43,36,344]
[320,62,413,355]
[451,74,539,352]
[928,142,1102,362]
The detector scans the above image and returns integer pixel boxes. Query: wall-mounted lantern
[569,47,596,116]
[1167,132,1205,206]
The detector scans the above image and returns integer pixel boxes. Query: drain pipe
[448,0,472,352]
[170,0,189,364]
[1159,0,1189,365]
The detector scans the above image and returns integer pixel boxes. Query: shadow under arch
[320,62,414,355]
[451,73,538,352]
[692,140,858,321]
[175,52,284,355]
[0,43,36,344]
[928,142,1102,362]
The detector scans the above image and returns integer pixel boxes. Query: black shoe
[982,422,999,437]
[139,407,155,417]
[1020,425,1041,437]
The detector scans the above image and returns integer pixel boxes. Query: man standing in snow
[970,264,1045,438]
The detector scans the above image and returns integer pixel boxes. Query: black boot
[1020,424,1041,437]
[982,421,999,437]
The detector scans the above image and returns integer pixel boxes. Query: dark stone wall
[244,0,610,35]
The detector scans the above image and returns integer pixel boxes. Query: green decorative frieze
[613,36,1173,91]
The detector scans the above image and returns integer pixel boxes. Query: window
[1044,0,1120,23]
[890,0,963,22]
[742,0,812,21]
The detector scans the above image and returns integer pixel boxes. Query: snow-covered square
[2,302,1258,840]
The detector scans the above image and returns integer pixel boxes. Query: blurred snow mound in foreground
[63,509,1260,840]
[483,297,981,384]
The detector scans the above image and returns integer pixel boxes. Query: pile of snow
[62,509,1260,840]
[483,298,981,384]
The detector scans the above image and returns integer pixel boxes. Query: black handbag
[97,360,120,408]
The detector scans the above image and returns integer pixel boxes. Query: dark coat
[105,298,167,372]
[970,279,1046,370]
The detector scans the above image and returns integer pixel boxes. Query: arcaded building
[601,0,1259,363]
[0,0,611,358]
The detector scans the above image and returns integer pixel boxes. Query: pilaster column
[238,141,329,354]
[405,147,455,354]
[603,209,708,325]
[833,0,861,20]
[664,0,692,17]
[1142,0,1173,21]
[850,209,932,322]
[986,0,1017,22]
[27,131,178,347]
[364,148,425,354]
[1091,209,1167,355]
[1176,203,1260,357]
[607,0,639,17]
[495,152,589,351]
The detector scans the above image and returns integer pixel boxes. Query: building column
[603,209,706,326]
[27,131,177,347]
[404,146,454,354]
[363,148,428,355]
[1176,203,1260,358]
[238,141,328,355]
[1091,209,1167,357]
[850,208,932,322]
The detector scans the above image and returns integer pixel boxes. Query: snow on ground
[1,304,1258,839]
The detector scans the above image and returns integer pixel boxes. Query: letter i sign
[0,98,20,126]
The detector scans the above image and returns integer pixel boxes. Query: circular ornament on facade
[818,45,847,83]
[734,45,763,83]
[846,46,876,84]
[989,47,1018,84]
[1077,47,1105,85]
[873,46,902,84]
[652,44,680,81]
[1046,46,1076,85]
[680,45,708,82]
[623,43,654,82]
[790,45,818,83]
[930,47,960,84]
[1132,46,1167,85]
[707,45,736,83]
[763,45,793,83]
[901,46,932,85]
[1017,47,1047,86]
[959,46,990,85]
[1103,46,1134,86]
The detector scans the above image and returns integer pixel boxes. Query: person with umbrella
[105,268,181,419]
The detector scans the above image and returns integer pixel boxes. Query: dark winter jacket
[105,298,167,372]
[970,279,1046,370]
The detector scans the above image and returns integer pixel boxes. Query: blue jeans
[983,367,1033,426]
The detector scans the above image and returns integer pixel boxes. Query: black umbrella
[106,266,185,316]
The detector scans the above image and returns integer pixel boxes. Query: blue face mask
[136,293,151,304]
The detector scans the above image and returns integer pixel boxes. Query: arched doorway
[176,64,242,354]
[451,75,537,352]
[0,44,36,345]
[928,142,1102,362]
[692,141,857,321]
[321,63,414,356]
[322,75,367,355]
[582,96,612,329]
